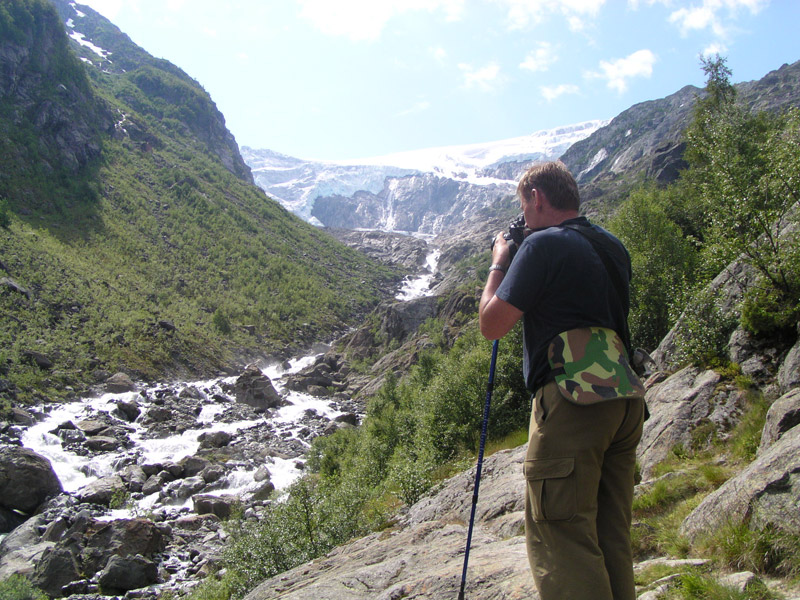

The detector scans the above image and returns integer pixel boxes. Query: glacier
[243,119,608,231]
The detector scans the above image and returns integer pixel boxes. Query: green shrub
[212,309,232,335]
[606,185,699,351]
[0,197,10,228]
[0,575,47,600]
[728,392,770,462]
[740,282,800,337]
[672,287,738,368]
[663,570,777,600]
[698,521,800,579]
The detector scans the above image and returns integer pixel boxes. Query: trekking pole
[458,338,499,600]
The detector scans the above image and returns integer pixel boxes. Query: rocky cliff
[0,0,112,209]
[313,173,513,234]
[49,0,254,184]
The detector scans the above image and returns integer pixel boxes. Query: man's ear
[532,188,543,210]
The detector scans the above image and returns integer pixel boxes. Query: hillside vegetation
[0,0,398,405]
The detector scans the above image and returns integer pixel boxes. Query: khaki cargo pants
[524,381,645,600]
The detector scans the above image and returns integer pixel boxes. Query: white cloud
[588,49,656,93]
[397,101,431,117]
[296,0,465,42]
[541,83,580,101]
[520,42,558,72]
[459,62,505,92]
[430,46,448,65]
[702,41,728,57]
[166,0,187,12]
[492,0,605,30]
[668,0,769,37]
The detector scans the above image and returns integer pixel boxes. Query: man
[479,161,645,600]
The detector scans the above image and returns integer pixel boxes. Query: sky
[75,0,799,162]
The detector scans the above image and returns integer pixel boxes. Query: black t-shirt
[495,216,632,391]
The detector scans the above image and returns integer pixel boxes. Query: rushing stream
[395,248,441,301]
[19,352,341,518]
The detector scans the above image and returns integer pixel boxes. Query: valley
[1,2,800,600]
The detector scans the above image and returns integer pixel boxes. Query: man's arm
[479,233,524,340]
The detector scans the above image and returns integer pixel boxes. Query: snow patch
[69,2,86,18]
[579,148,608,179]
[69,31,112,59]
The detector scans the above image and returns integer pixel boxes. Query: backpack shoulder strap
[561,223,633,357]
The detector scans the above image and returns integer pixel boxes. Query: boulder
[778,337,800,392]
[380,296,438,343]
[179,455,211,477]
[0,277,31,300]
[0,446,63,513]
[10,407,35,426]
[114,399,141,422]
[198,430,232,449]
[0,506,27,534]
[22,350,53,370]
[31,545,81,598]
[652,260,757,371]
[718,571,762,594]
[142,471,175,496]
[0,513,53,579]
[680,425,800,542]
[84,436,119,452]
[200,464,225,484]
[75,475,126,506]
[637,367,724,478]
[173,513,220,532]
[105,372,136,393]
[234,365,284,411]
[97,553,159,593]
[758,388,800,454]
[254,465,272,483]
[334,413,359,426]
[193,494,239,520]
[162,476,206,501]
[251,480,275,501]
[79,518,168,576]
[76,419,109,436]
[119,465,147,493]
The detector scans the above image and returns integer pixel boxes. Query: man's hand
[490,232,511,270]
[480,232,523,340]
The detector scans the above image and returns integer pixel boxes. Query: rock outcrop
[680,424,800,542]
[244,445,536,600]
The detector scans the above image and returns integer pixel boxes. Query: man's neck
[541,209,579,228]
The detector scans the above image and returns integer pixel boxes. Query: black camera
[491,213,527,262]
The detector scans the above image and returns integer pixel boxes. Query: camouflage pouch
[547,327,645,405]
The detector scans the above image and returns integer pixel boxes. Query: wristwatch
[488,264,507,274]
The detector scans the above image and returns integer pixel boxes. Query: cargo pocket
[524,457,576,522]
